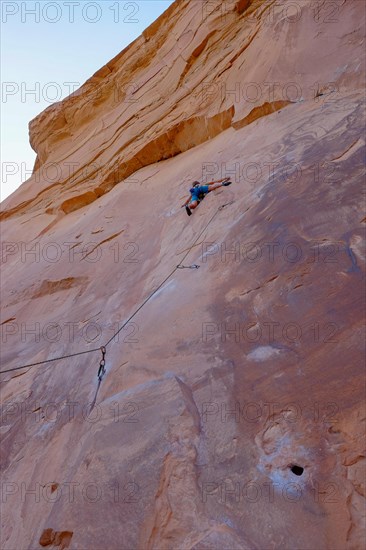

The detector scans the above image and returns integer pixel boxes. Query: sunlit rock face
[1,1,365,548]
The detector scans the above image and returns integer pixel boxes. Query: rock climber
[181,178,232,215]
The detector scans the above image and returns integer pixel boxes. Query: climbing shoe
[185,205,192,216]
[222,180,232,186]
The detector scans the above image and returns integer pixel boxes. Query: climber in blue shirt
[182,178,232,215]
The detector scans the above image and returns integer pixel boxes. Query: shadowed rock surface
[1,1,365,548]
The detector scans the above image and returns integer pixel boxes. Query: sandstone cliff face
[1,1,365,549]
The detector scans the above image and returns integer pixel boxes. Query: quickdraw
[97,346,106,381]
[219,200,235,211]
[90,346,107,412]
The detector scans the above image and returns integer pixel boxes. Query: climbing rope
[0,202,233,376]
[0,348,101,374]
[102,203,224,348]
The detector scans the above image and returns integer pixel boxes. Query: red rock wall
[1,1,365,548]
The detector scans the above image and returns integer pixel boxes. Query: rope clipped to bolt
[89,346,107,411]
[97,346,106,381]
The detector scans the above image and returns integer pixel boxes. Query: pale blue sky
[1,0,175,201]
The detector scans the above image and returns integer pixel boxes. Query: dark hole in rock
[51,483,59,493]
[290,464,304,476]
